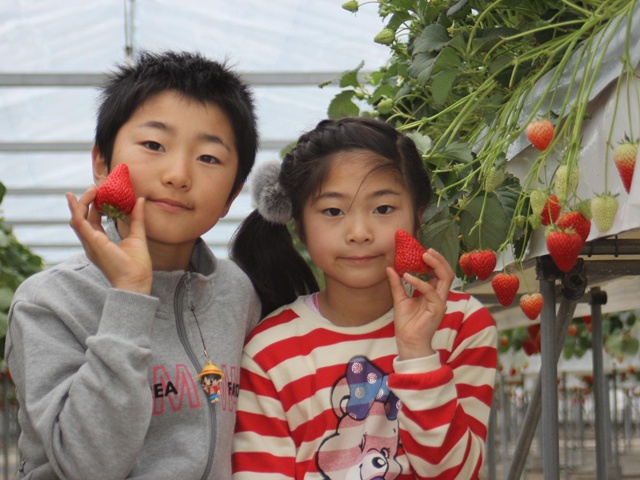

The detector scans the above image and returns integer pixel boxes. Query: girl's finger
[386,267,409,305]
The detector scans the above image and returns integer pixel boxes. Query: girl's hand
[66,187,152,295]
[387,248,455,360]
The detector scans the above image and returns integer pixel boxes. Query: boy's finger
[127,198,146,239]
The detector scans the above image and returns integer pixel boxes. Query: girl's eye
[198,155,220,165]
[143,141,164,152]
[374,205,394,214]
[323,207,343,217]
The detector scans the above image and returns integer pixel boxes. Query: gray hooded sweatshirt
[5,225,261,480]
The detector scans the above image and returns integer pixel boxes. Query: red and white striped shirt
[233,290,497,479]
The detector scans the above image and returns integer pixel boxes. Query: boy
[5,50,261,479]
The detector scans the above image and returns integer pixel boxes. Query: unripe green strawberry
[529,214,542,230]
[591,194,618,232]
[374,28,395,46]
[554,164,580,202]
[95,164,136,220]
[530,189,548,215]
[613,136,638,194]
[377,97,394,115]
[341,0,359,12]
[514,215,526,228]
[484,168,505,192]
[576,199,592,220]
[526,119,554,151]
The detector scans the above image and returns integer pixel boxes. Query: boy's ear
[92,145,109,186]
[221,183,244,218]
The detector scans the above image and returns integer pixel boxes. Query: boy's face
[93,91,240,268]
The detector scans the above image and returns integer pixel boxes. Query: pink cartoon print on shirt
[316,356,403,479]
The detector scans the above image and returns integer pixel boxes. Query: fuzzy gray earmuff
[250,160,293,225]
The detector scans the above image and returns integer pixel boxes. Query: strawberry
[469,249,497,280]
[591,194,619,232]
[520,292,544,320]
[394,230,430,276]
[613,135,638,193]
[341,0,359,12]
[491,272,520,306]
[522,338,538,356]
[556,211,591,243]
[374,28,395,46]
[530,189,548,216]
[459,252,475,277]
[526,119,554,151]
[554,164,580,202]
[95,164,136,220]
[540,194,561,226]
[546,228,583,272]
[484,168,505,192]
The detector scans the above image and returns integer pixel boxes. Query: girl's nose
[346,217,373,243]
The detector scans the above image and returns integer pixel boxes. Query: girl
[231,118,497,479]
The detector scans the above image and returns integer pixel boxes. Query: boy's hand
[387,248,455,360]
[66,187,152,295]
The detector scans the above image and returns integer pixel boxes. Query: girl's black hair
[231,117,432,318]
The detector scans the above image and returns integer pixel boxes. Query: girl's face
[301,151,416,295]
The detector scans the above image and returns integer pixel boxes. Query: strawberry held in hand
[95,164,136,220]
[394,230,430,276]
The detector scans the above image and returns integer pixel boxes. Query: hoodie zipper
[174,273,216,480]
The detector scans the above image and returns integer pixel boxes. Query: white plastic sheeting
[0,0,388,264]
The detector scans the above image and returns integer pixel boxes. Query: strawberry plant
[0,181,43,366]
[331,0,640,282]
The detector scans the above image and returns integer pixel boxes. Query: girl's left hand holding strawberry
[66,187,153,295]
[387,248,455,360]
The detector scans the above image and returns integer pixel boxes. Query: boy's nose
[162,158,191,190]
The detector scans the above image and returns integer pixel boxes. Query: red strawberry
[394,230,430,276]
[520,292,543,320]
[556,211,591,243]
[95,164,136,220]
[459,252,474,277]
[613,136,638,193]
[546,228,583,272]
[491,272,520,306]
[522,338,538,356]
[540,194,561,226]
[526,119,554,150]
[469,250,496,280]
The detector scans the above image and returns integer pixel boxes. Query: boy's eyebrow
[138,120,232,151]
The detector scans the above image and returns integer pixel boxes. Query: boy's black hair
[94,50,258,197]
[231,117,432,318]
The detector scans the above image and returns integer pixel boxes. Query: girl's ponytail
[231,162,318,318]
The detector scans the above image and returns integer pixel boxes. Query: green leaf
[0,182,5,204]
[0,287,13,311]
[441,142,473,163]
[421,216,460,272]
[405,130,432,156]
[622,337,639,356]
[327,90,360,119]
[0,312,7,338]
[414,24,451,54]
[408,52,437,84]
[459,195,509,251]
[431,70,458,106]
[339,61,364,89]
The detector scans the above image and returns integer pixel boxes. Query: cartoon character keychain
[198,361,224,404]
